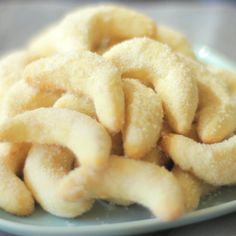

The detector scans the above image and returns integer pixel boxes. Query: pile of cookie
[0,5,235,221]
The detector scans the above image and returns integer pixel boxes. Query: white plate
[1,2,236,236]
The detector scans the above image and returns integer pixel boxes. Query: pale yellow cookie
[59,156,185,221]
[24,51,124,133]
[0,143,34,215]
[162,134,236,185]
[0,108,111,169]
[104,38,198,134]
[173,167,204,211]
[122,79,163,159]
[0,80,60,216]
[29,5,157,57]
[54,93,96,118]
[181,56,236,143]
[0,50,33,107]
[24,145,94,217]
[0,80,60,121]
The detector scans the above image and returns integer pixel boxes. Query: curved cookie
[59,155,185,221]
[0,80,60,121]
[122,79,163,159]
[104,38,198,134]
[182,56,236,143]
[24,51,124,133]
[162,134,236,185]
[0,80,59,216]
[0,143,34,215]
[29,5,157,57]
[24,145,93,217]
[0,108,111,169]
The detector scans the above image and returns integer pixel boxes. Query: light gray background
[0,0,236,235]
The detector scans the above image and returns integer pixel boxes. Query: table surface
[0,0,236,235]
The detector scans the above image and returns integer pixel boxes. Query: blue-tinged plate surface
[0,47,236,236]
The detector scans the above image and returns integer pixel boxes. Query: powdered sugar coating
[104,38,198,134]
[122,78,163,159]
[0,108,111,169]
[181,56,236,143]
[0,50,33,108]
[24,51,124,133]
[24,145,93,217]
[162,134,236,185]
[28,5,157,58]
[54,93,96,118]
[0,143,34,216]
[60,155,185,221]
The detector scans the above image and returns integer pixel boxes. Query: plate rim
[1,200,236,235]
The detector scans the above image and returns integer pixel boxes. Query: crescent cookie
[0,143,34,215]
[0,80,60,216]
[0,80,60,121]
[29,5,157,57]
[162,134,236,185]
[181,56,236,143]
[24,51,124,133]
[59,155,185,221]
[122,78,163,159]
[0,108,111,169]
[24,145,94,217]
[104,37,198,134]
